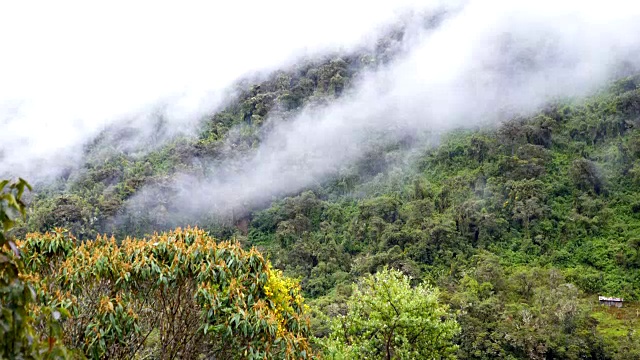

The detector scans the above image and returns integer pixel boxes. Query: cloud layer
[135,0,640,222]
[3,0,640,227]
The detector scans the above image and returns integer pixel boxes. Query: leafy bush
[1,178,69,358]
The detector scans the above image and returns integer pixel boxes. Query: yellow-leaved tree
[17,226,314,359]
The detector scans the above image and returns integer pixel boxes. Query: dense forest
[2,24,640,359]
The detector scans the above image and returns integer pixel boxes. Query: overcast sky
[0,0,428,177]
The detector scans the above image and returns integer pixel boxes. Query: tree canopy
[323,268,459,359]
[16,227,313,359]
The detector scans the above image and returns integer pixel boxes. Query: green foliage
[449,254,606,359]
[323,268,459,359]
[13,51,640,358]
[0,178,31,242]
[1,178,69,359]
[591,301,640,359]
[242,78,640,358]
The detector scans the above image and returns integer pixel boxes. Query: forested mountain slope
[7,36,640,359]
[244,77,640,358]
[252,77,640,302]
[4,2,640,359]
[19,31,407,240]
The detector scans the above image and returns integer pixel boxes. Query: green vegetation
[4,39,640,357]
[323,268,459,359]
[242,77,640,358]
[591,301,640,359]
[1,178,69,358]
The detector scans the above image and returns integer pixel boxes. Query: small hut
[598,296,624,308]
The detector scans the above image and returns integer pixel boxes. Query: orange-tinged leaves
[16,226,315,359]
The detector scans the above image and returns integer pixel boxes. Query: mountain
[3,6,640,359]
[12,67,640,360]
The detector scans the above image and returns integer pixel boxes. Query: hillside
[5,1,640,359]
[1,18,640,360]
[8,71,640,358]
[244,76,640,358]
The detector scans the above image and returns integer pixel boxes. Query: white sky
[0,0,427,177]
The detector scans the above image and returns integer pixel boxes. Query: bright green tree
[323,267,459,359]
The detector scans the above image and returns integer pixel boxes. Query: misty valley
[2,1,640,359]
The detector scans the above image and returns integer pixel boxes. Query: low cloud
[121,0,640,225]
[2,1,640,228]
